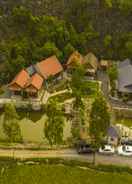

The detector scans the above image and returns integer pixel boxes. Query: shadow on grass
[17,110,44,123]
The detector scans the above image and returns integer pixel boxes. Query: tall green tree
[89,95,110,164]
[70,65,86,140]
[44,99,64,146]
[89,95,110,141]
[3,103,22,142]
[71,65,86,103]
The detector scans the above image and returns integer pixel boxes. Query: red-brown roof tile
[9,69,30,89]
[26,73,43,90]
[35,56,63,79]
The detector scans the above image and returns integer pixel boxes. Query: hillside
[0,0,132,84]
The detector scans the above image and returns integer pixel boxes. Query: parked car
[77,143,94,154]
[117,145,132,156]
[99,145,115,154]
[121,139,132,146]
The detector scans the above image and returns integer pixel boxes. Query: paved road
[1,149,132,167]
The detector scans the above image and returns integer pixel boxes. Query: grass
[0,109,72,143]
[116,118,132,127]
[49,92,73,103]
[0,164,132,184]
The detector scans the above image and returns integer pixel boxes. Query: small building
[100,60,109,70]
[9,70,43,98]
[67,51,84,69]
[35,55,63,80]
[83,52,98,76]
[117,59,132,96]
[107,126,120,145]
[24,73,43,97]
[9,69,30,96]
[9,55,63,98]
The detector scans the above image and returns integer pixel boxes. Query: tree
[44,99,64,146]
[39,41,63,60]
[70,65,86,140]
[125,41,132,58]
[3,103,22,142]
[63,43,75,60]
[89,95,110,164]
[71,64,86,101]
[108,64,118,81]
[108,63,118,95]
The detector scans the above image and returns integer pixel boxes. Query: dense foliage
[3,103,22,142]
[44,99,64,146]
[89,95,110,143]
[0,1,132,84]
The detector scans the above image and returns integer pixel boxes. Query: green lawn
[0,164,132,184]
[0,111,72,143]
[116,118,132,127]
[49,92,73,103]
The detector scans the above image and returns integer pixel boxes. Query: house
[117,59,132,95]
[35,55,63,80]
[24,73,43,97]
[116,124,132,139]
[67,51,84,69]
[9,70,30,96]
[107,126,120,145]
[9,55,63,98]
[83,52,98,76]
[100,60,110,70]
[9,70,43,98]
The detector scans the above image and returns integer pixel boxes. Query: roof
[25,73,43,90]
[118,59,132,93]
[35,56,63,79]
[107,126,120,138]
[26,65,36,76]
[9,70,30,89]
[84,52,98,71]
[67,51,84,67]
[100,60,109,67]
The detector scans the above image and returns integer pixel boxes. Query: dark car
[77,144,94,154]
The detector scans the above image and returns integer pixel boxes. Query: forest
[0,0,132,84]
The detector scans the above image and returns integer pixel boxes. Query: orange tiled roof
[35,56,63,79]
[26,73,43,90]
[10,69,30,89]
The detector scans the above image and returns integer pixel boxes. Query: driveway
[1,149,132,167]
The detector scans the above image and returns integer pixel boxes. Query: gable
[9,83,22,91]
